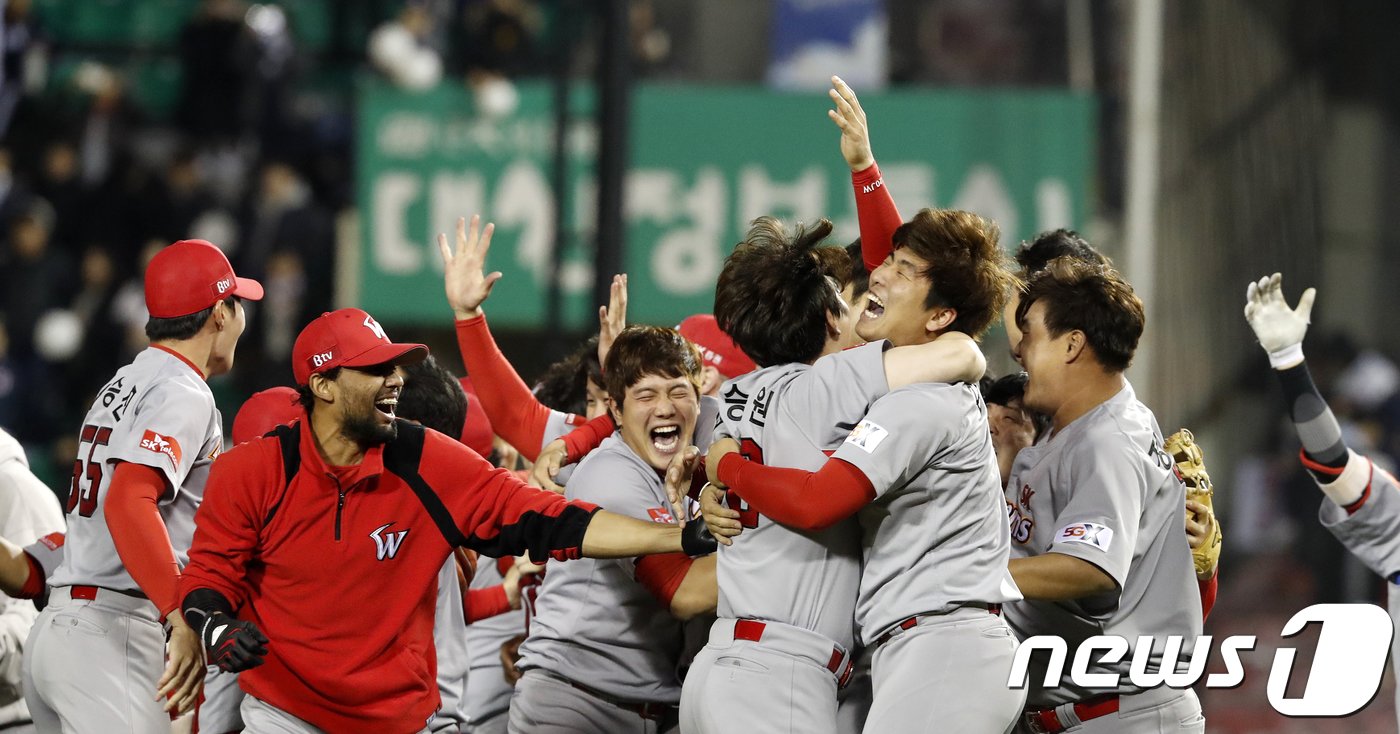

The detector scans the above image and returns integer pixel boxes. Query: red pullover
[180,420,599,734]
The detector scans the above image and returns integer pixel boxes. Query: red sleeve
[423,431,601,563]
[18,552,45,599]
[561,413,616,464]
[179,442,274,612]
[716,453,875,531]
[688,455,708,500]
[853,162,902,273]
[635,552,694,606]
[1199,567,1218,622]
[455,315,553,462]
[464,585,512,623]
[105,462,183,618]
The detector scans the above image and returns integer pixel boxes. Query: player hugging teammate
[0,77,1246,734]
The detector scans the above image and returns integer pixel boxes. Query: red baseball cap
[678,314,757,379]
[231,386,303,445]
[145,240,263,318]
[458,377,495,457]
[292,308,428,385]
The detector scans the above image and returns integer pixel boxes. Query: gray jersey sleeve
[1046,437,1143,590]
[831,386,956,497]
[104,380,214,496]
[22,534,64,579]
[1319,457,1400,580]
[782,341,890,428]
[566,450,673,575]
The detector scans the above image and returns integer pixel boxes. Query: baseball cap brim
[339,342,429,371]
[232,276,265,302]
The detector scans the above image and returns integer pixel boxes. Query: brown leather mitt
[1166,428,1223,579]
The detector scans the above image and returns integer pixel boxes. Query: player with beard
[177,309,714,734]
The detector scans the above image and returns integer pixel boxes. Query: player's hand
[597,273,628,367]
[439,214,502,320]
[700,483,743,546]
[500,634,526,686]
[502,564,524,610]
[829,76,875,172]
[199,612,268,673]
[1185,498,1220,580]
[531,438,568,494]
[1244,273,1315,368]
[705,438,741,490]
[664,445,701,526]
[157,614,204,714]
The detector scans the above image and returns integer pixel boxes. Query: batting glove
[1244,272,1315,369]
[200,612,269,672]
[681,517,718,556]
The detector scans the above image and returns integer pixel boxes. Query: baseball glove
[1166,428,1223,579]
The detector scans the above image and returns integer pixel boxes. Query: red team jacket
[180,419,599,734]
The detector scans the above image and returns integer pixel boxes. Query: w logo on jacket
[370,523,409,560]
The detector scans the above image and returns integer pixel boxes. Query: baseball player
[510,325,720,734]
[1002,259,1203,733]
[697,208,1025,734]
[1244,273,1400,731]
[0,427,64,732]
[177,306,707,734]
[23,239,261,732]
[671,214,994,734]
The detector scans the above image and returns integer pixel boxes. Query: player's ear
[924,306,956,336]
[1063,330,1087,364]
[607,396,622,424]
[309,372,336,404]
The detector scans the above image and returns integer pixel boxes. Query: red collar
[151,344,206,379]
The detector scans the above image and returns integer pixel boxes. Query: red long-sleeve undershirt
[853,162,903,273]
[716,452,874,532]
[636,552,694,606]
[454,315,553,463]
[562,413,616,463]
[106,461,181,618]
[456,547,513,622]
[718,453,1222,621]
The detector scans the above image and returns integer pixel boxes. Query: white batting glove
[1244,273,1316,370]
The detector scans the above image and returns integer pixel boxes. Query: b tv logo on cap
[311,350,335,368]
[214,277,232,294]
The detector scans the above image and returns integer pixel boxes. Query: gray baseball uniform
[0,428,64,730]
[511,398,718,734]
[464,557,522,734]
[1314,452,1400,733]
[681,340,888,734]
[25,346,222,734]
[430,556,471,733]
[1002,383,1203,733]
[830,383,1024,733]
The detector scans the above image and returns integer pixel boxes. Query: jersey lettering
[67,424,112,518]
[1007,499,1034,544]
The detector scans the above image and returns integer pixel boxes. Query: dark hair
[844,240,870,300]
[398,354,468,437]
[714,216,848,367]
[981,371,1051,438]
[297,367,340,411]
[144,296,239,342]
[892,208,1015,339]
[533,335,603,415]
[1014,229,1107,278]
[1015,257,1145,373]
[602,325,702,408]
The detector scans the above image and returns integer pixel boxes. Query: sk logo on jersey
[370,523,409,560]
[139,430,182,468]
[647,507,676,524]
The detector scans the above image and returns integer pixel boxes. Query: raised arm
[441,215,555,461]
[882,331,987,389]
[830,75,901,271]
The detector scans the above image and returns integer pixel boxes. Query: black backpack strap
[262,422,301,526]
[383,422,470,548]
